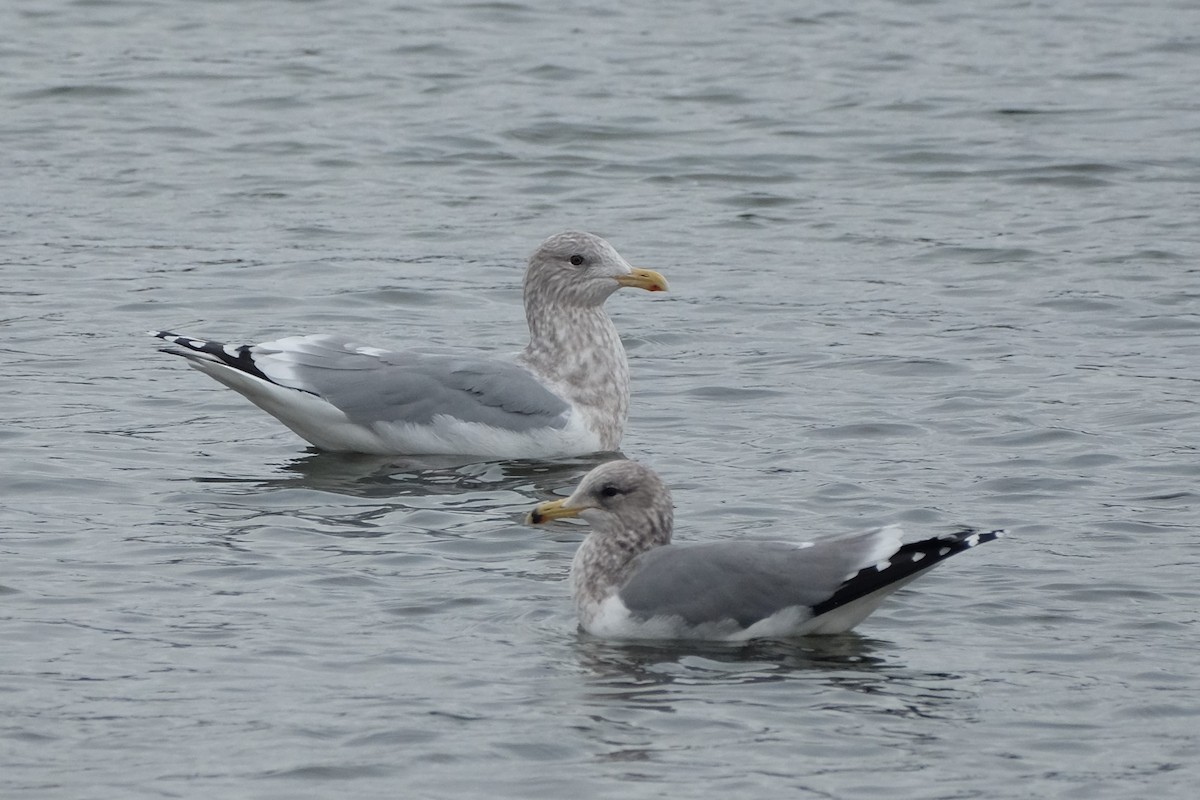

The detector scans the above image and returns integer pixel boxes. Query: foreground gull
[527,460,1002,641]
[151,232,667,456]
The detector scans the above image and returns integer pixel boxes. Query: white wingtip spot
[873,560,892,572]
[911,551,926,562]
[938,546,951,556]
[186,339,207,349]
[965,533,980,548]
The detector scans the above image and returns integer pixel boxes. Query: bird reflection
[191,448,618,500]
[181,449,619,543]
[277,449,615,500]
[575,632,889,695]
[573,632,973,727]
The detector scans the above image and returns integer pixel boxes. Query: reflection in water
[575,632,969,714]
[572,634,977,767]
[180,450,626,543]
[223,449,623,501]
[576,633,889,692]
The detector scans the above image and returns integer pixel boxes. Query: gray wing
[244,335,571,432]
[618,532,893,628]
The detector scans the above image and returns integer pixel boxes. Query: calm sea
[3,0,1198,797]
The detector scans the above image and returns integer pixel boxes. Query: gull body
[528,460,1003,641]
[152,232,666,457]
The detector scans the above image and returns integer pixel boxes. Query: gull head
[524,232,668,309]
[526,459,674,545]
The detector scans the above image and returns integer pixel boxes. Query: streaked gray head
[524,231,662,309]
[516,233,666,451]
[564,459,675,547]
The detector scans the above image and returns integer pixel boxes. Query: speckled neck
[570,509,673,625]
[520,304,629,450]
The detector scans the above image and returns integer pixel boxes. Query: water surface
[3,1,1199,797]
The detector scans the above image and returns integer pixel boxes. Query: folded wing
[617,526,1002,632]
[155,331,571,433]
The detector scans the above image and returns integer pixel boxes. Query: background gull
[151,232,667,457]
[528,460,1003,641]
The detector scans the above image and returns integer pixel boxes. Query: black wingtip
[811,527,1003,617]
[150,331,275,385]
[935,528,1006,549]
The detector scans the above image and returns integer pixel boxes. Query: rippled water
[4,0,1199,797]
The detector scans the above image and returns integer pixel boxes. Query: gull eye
[569,254,585,266]
[599,484,621,498]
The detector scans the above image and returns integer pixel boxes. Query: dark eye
[569,254,585,266]
[600,485,621,498]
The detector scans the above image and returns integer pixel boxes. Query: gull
[151,232,667,456]
[527,460,1003,641]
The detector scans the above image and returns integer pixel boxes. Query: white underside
[188,361,603,456]
[581,571,928,642]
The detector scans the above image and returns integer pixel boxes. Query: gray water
[3,0,1199,797]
